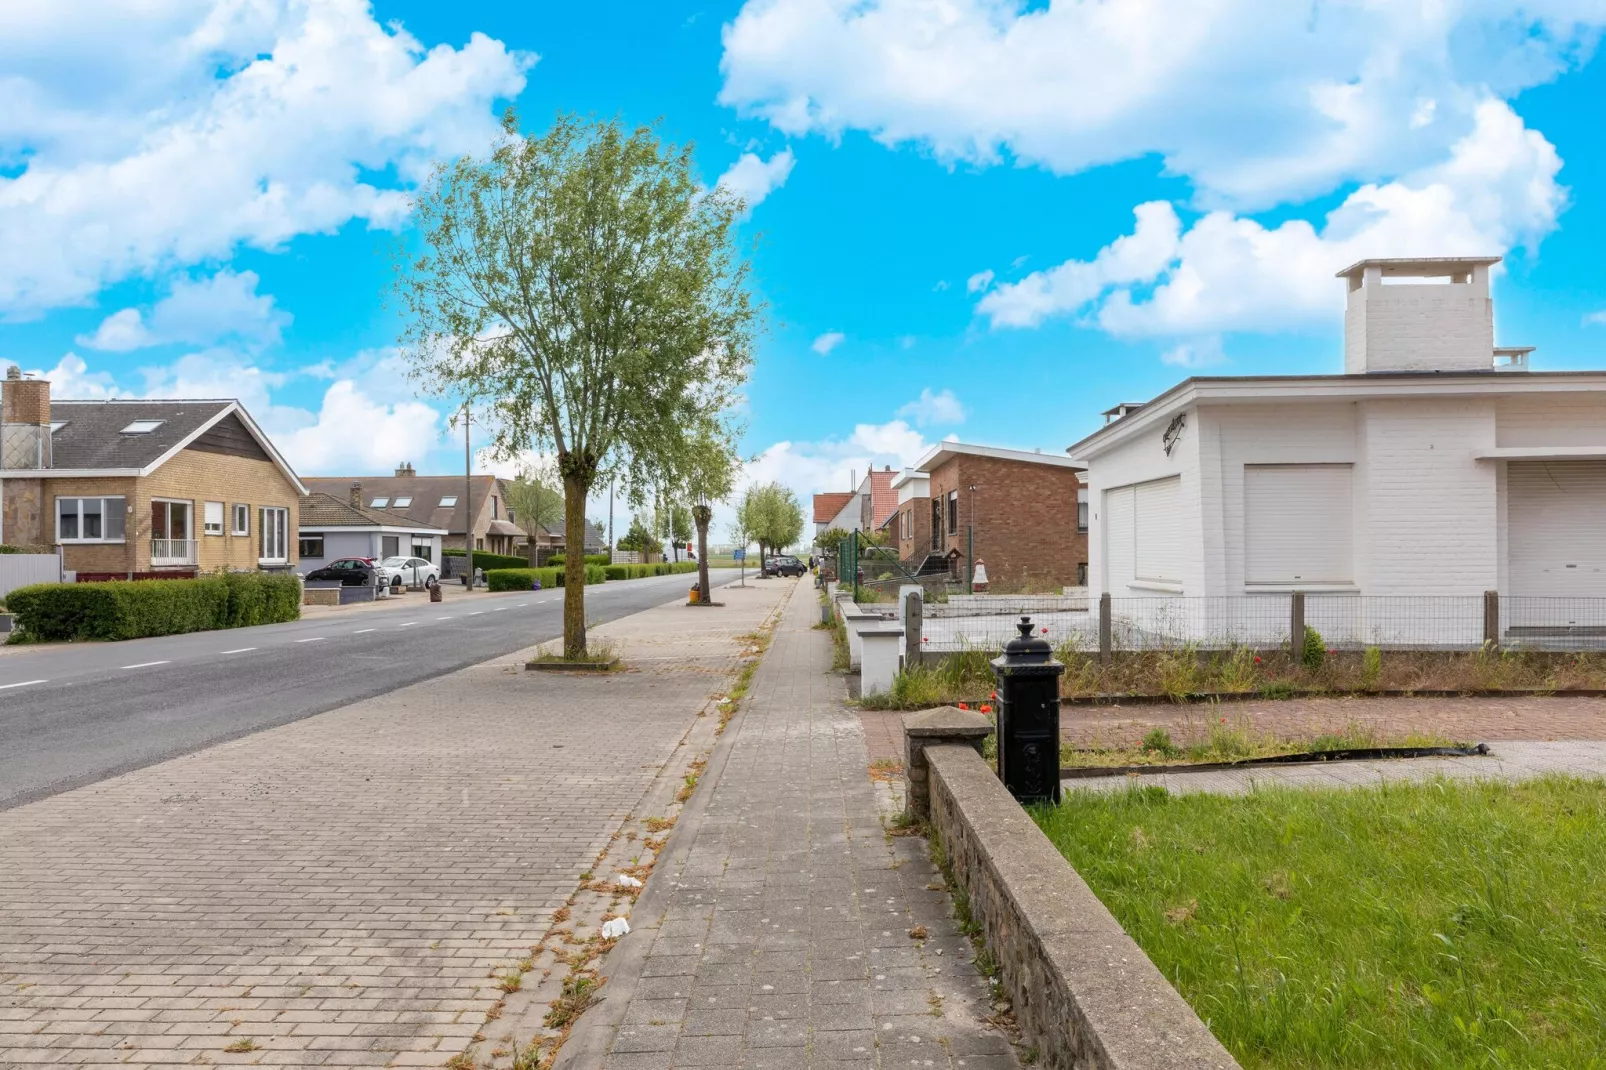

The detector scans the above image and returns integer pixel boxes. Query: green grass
[1033,776,1606,1069]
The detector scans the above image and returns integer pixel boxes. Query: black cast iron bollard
[992,616,1064,805]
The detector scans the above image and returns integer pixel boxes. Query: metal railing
[150,538,198,566]
[916,591,1606,654]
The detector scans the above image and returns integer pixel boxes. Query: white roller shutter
[1508,461,1606,598]
[1134,477,1182,583]
[1245,464,1352,584]
[1103,485,1135,592]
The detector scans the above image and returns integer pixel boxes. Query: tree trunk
[693,504,712,607]
[563,474,588,658]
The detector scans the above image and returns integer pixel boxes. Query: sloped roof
[303,474,507,535]
[867,468,898,529]
[298,492,447,532]
[49,400,233,469]
[813,491,853,524]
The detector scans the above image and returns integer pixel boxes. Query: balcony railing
[150,538,198,566]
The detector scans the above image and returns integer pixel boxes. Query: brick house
[915,441,1088,590]
[304,466,525,556]
[812,467,900,541]
[889,468,933,563]
[0,368,304,578]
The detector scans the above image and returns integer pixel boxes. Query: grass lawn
[1034,776,1606,1069]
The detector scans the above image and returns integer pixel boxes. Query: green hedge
[442,548,530,571]
[602,561,700,580]
[547,553,611,568]
[6,572,301,642]
[484,565,609,591]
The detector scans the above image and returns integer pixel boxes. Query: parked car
[305,557,384,586]
[381,556,440,589]
[765,555,806,578]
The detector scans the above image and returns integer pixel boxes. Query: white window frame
[394,496,413,507]
[204,501,224,536]
[299,533,326,560]
[947,490,959,534]
[56,495,127,543]
[371,497,390,508]
[231,503,249,535]
[1077,488,1089,533]
[258,506,289,564]
[439,495,458,507]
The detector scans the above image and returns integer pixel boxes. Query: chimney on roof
[395,461,414,477]
[1,365,51,470]
[1337,256,1507,374]
[349,481,362,509]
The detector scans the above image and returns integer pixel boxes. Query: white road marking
[121,661,170,669]
[468,612,484,617]
[294,637,325,644]
[354,628,376,634]
[515,603,528,607]
[492,607,506,612]
[437,616,454,620]
[400,621,418,627]
[0,679,45,690]
[220,647,256,655]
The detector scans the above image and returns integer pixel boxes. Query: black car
[765,555,806,578]
[305,557,382,585]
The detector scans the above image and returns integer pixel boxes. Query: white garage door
[1245,464,1353,584]
[1508,461,1606,598]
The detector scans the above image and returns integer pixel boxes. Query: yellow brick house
[0,367,305,579]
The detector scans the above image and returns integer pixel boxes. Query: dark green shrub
[486,567,560,592]
[6,579,230,641]
[1301,626,1326,671]
[442,548,529,571]
[604,564,628,580]
[221,572,301,628]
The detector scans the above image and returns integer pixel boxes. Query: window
[150,500,193,563]
[439,495,458,507]
[371,497,390,508]
[259,507,288,563]
[411,542,432,562]
[120,419,163,434]
[947,490,959,534]
[394,496,412,507]
[231,504,249,535]
[475,537,484,550]
[1077,562,1088,587]
[299,534,325,559]
[56,496,126,542]
[492,496,500,519]
[1077,488,1089,533]
[1245,464,1353,585]
[204,501,224,536]
[382,535,400,558]
[901,507,910,540]
[1134,477,1182,583]
[930,498,942,550]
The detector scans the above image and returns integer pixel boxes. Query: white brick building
[1067,256,1606,646]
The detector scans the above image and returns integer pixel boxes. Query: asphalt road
[0,569,741,810]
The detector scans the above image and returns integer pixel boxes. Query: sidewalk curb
[551,582,796,1070]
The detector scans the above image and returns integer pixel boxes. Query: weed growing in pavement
[543,974,601,1030]
[444,1052,477,1070]
[224,1038,259,1054]
[496,970,522,994]
[528,637,621,668]
[644,816,676,833]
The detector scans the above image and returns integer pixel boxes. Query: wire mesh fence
[912,592,1606,654]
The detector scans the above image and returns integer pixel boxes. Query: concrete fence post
[1098,592,1112,665]
[904,589,924,668]
[1484,590,1500,649]
[1290,591,1305,651]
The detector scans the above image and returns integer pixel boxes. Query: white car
[381,556,440,590]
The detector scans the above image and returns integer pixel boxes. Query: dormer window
[121,419,164,434]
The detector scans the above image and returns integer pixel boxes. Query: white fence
[0,553,62,598]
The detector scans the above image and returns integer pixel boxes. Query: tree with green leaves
[398,111,756,657]
[815,527,849,554]
[503,460,563,546]
[737,482,804,566]
[659,425,742,600]
[616,516,657,555]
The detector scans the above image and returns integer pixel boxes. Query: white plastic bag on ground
[617,874,643,889]
[601,917,630,939]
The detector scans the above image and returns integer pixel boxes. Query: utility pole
[608,477,616,563]
[463,401,473,591]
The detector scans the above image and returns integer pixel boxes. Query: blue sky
[3,0,1605,530]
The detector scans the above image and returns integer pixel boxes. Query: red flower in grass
[980,704,993,714]
[1329,649,1338,656]
[922,637,930,643]
[1041,627,1049,635]
[990,691,997,700]
[1253,656,1262,664]
[1221,717,1227,723]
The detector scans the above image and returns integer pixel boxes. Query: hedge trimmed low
[546,553,611,568]
[442,548,530,571]
[6,572,301,642]
[602,561,700,580]
[484,565,607,591]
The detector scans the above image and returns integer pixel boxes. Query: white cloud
[272,380,442,473]
[714,147,795,215]
[1160,337,1226,369]
[980,100,1566,336]
[897,387,965,426]
[811,330,845,354]
[745,417,931,520]
[77,269,289,351]
[965,269,994,294]
[0,0,530,317]
[1585,310,1606,327]
[719,0,1602,208]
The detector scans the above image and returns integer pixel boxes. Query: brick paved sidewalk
[0,582,785,1068]
[563,586,1017,1070]
[1071,740,1606,796]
